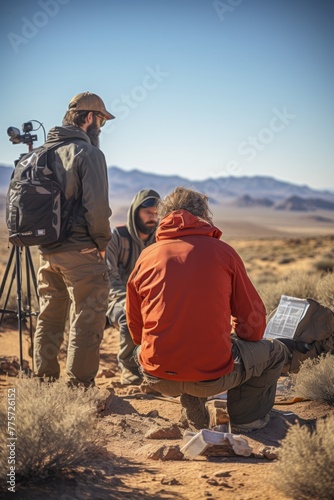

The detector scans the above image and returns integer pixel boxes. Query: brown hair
[62,109,90,127]
[157,186,213,223]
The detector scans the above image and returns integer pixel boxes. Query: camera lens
[7,126,21,138]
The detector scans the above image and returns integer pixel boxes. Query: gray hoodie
[106,189,160,311]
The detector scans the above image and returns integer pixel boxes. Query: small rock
[146,410,159,418]
[161,477,181,485]
[213,471,231,478]
[162,445,184,461]
[207,479,219,486]
[261,445,279,460]
[137,444,184,461]
[219,483,233,489]
[145,423,182,439]
[96,390,114,413]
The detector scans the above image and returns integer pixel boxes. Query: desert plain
[1,201,334,500]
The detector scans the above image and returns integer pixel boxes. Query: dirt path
[1,325,333,500]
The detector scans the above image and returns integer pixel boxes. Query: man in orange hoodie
[126,187,289,432]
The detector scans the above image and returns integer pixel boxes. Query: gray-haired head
[157,186,213,223]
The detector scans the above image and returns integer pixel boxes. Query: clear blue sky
[1,0,333,189]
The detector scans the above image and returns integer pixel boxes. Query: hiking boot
[120,368,142,386]
[179,394,209,430]
[230,413,271,434]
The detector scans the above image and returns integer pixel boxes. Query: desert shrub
[258,271,318,314]
[260,270,334,313]
[0,378,104,490]
[314,259,334,273]
[278,257,296,265]
[271,415,334,500]
[316,272,334,310]
[255,271,278,286]
[294,354,334,405]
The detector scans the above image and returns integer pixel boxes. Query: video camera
[7,121,38,146]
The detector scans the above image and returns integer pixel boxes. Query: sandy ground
[1,324,333,500]
[1,217,334,499]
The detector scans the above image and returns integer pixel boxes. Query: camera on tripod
[1,119,45,370]
[7,121,38,146]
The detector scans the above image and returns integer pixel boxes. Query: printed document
[264,295,310,339]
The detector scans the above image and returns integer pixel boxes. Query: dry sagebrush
[0,378,103,489]
[258,270,334,314]
[272,415,334,500]
[316,272,334,311]
[294,354,334,405]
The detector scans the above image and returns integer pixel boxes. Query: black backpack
[6,141,75,247]
[268,297,334,373]
[116,225,132,268]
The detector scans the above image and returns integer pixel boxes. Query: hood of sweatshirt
[156,209,222,241]
[43,125,90,149]
[127,189,160,246]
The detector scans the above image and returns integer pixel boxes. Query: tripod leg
[0,244,15,297]
[15,246,24,371]
[25,248,39,371]
[26,248,39,299]
[0,245,16,325]
[0,245,40,372]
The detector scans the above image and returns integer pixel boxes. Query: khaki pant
[34,250,109,387]
[137,338,289,425]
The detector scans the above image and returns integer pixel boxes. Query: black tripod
[1,123,42,371]
[0,244,39,371]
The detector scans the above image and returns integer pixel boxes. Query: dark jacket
[106,189,160,312]
[39,126,112,254]
[126,209,267,382]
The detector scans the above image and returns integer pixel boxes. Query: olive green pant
[34,250,109,387]
[107,304,140,375]
[136,338,289,425]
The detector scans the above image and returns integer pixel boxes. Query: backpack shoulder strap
[116,225,132,268]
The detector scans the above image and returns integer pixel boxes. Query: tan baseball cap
[68,91,115,120]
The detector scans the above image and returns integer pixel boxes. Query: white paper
[264,295,310,340]
[180,429,252,458]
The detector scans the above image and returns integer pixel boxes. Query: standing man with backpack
[33,91,114,388]
[106,189,160,385]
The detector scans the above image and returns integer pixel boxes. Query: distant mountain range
[1,164,334,212]
[108,167,334,212]
[230,194,334,212]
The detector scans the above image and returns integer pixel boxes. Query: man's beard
[86,118,100,148]
[135,212,158,235]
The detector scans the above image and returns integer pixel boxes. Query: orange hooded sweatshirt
[126,210,266,382]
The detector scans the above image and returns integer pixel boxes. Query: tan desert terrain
[1,204,334,500]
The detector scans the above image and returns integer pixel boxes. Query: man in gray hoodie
[34,92,113,388]
[106,189,160,385]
